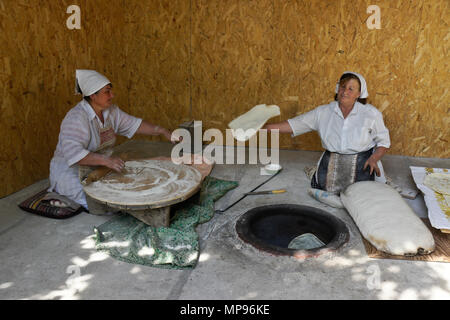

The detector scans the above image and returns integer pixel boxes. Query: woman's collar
[334,100,362,118]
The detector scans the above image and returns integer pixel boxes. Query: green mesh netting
[93,176,238,269]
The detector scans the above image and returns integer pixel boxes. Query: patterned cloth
[315,148,375,194]
[93,176,239,269]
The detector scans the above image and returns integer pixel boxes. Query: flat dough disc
[424,172,450,195]
[228,104,280,141]
[83,159,202,207]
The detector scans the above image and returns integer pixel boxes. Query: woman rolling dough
[48,69,180,210]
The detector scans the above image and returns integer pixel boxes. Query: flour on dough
[83,160,202,206]
[423,172,450,195]
[228,104,280,141]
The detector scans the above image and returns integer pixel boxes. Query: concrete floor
[0,141,449,300]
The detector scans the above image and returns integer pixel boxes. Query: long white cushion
[341,181,435,256]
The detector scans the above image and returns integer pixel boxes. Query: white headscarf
[75,69,111,96]
[335,71,368,99]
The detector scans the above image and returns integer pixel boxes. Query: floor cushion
[18,190,86,219]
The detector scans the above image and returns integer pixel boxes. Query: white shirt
[287,101,390,183]
[48,99,142,207]
[287,101,390,154]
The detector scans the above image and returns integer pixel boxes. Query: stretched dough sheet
[424,172,450,195]
[228,104,280,141]
[410,166,450,231]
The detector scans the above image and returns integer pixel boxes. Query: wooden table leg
[86,194,111,215]
[127,206,171,228]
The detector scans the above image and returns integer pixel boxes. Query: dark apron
[311,148,374,194]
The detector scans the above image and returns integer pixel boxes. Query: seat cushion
[18,189,86,219]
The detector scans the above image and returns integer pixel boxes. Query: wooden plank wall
[0,0,448,197]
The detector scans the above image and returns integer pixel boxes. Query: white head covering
[75,69,111,96]
[335,71,368,99]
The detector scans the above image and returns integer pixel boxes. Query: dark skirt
[311,148,374,194]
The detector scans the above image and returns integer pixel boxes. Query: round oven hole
[235,204,349,259]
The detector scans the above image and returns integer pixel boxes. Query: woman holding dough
[48,69,179,210]
[263,71,391,207]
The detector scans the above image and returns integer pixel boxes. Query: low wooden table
[82,159,203,227]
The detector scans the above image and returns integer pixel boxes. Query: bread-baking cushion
[340,181,435,256]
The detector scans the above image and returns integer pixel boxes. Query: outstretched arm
[262,120,293,134]
[135,120,180,143]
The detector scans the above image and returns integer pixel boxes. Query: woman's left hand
[363,156,381,177]
[162,128,182,144]
[136,121,182,144]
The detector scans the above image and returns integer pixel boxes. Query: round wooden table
[82,159,203,227]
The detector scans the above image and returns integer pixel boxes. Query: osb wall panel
[190,0,278,146]
[0,0,190,197]
[272,0,425,152]
[273,0,448,157]
[192,0,449,154]
[1,0,448,198]
[407,1,449,157]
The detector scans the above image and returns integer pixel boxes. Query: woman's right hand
[104,156,125,172]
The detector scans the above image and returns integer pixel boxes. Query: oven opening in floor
[235,204,349,259]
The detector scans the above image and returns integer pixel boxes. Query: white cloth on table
[287,101,390,183]
[48,99,142,208]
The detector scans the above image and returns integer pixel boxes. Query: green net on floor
[93,176,238,269]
